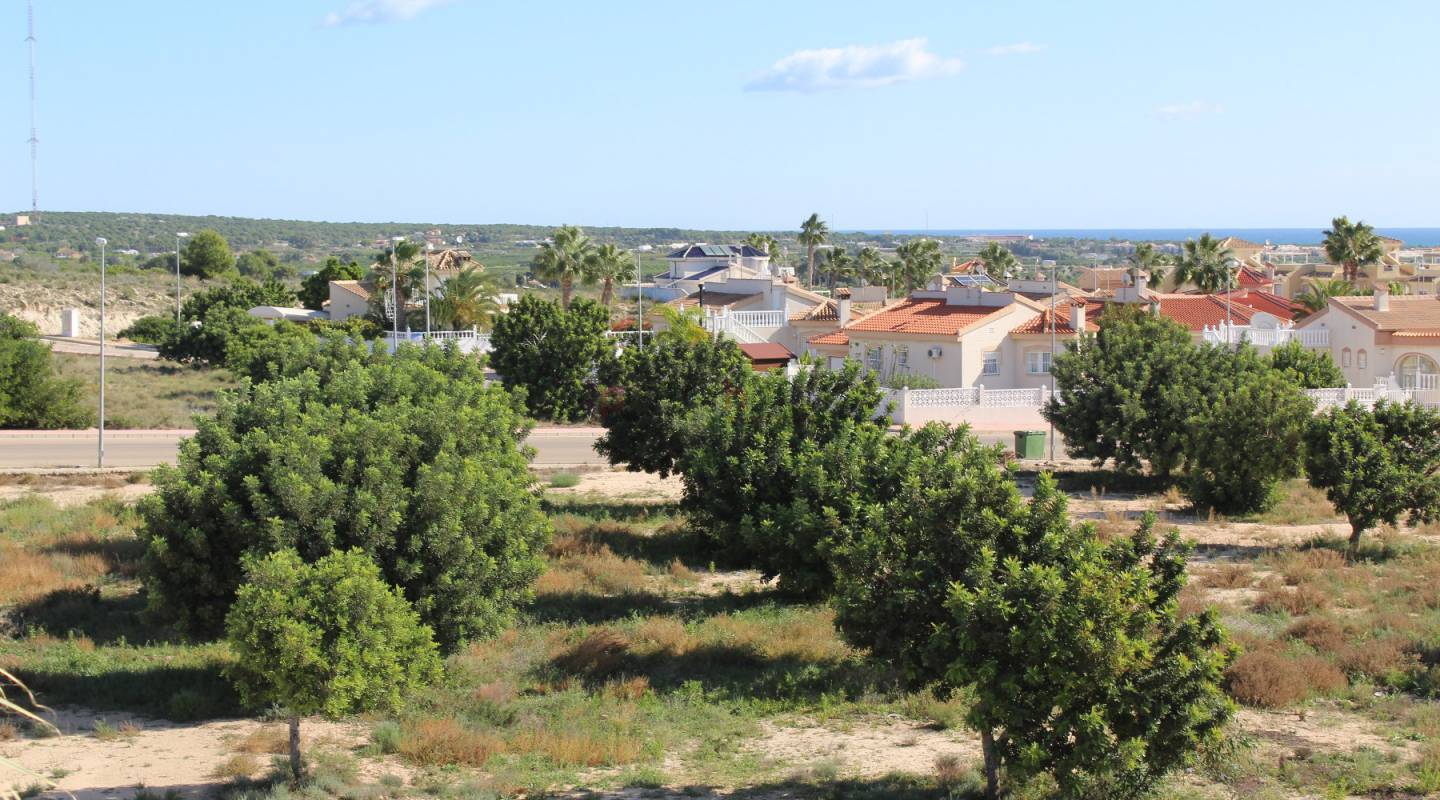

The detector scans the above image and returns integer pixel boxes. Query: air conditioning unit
[928,346,943,359]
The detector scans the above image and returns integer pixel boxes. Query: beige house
[1296,290,1440,398]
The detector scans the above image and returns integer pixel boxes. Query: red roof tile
[738,343,794,361]
[1154,295,1256,331]
[845,297,1009,337]
[1012,304,1097,335]
[808,330,849,347]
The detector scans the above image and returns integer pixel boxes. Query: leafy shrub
[489,296,612,421]
[179,230,235,279]
[157,279,297,368]
[595,337,750,477]
[0,313,91,429]
[548,472,580,489]
[117,315,178,345]
[299,258,365,311]
[142,346,550,649]
[1268,339,1345,389]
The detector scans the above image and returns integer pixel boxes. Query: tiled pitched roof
[1332,295,1440,333]
[845,297,1010,337]
[808,330,849,347]
[1222,289,1299,320]
[1153,294,1257,331]
[1012,303,1098,335]
[1218,236,1265,250]
[792,300,840,322]
[332,280,371,300]
[738,343,795,361]
[1235,265,1274,288]
[667,244,767,259]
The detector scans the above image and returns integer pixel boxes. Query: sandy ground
[547,469,685,502]
[746,717,980,779]
[1,283,172,339]
[0,480,153,507]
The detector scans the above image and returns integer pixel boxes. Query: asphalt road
[0,427,610,470]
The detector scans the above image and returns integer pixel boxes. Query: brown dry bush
[1280,548,1347,586]
[1285,616,1348,654]
[935,753,969,789]
[472,680,516,706]
[398,718,504,767]
[1201,563,1255,590]
[1254,583,1329,616]
[210,753,261,780]
[700,611,849,663]
[509,726,642,767]
[0,542,110,605]
[667,558,697,583]
[1335,638,1418,680]
[0,721,18,741]
[1226,650,1347,708]
[235,725,290,755]
[630,617,691,656]
[556,629,631,676]
[604,675,652,701]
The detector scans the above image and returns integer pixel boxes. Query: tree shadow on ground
[1043,469,1175,496]
[15,662,239,722]
[567,519,750,572]
[543,498,685,522]
[562,773,968,799]
[523,586,783,626]
[10,587,173,646]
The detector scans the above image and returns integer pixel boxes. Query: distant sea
[857,228,1440,247]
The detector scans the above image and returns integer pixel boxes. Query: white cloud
[1156,100,1225,118]
[745,38,964,93]
[323,0,456,27]
[985,42,1045,56]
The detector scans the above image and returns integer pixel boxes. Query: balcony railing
[386,328,491,354]
[1202,324,1329,348]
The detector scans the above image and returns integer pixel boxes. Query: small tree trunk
[1348,522,1365,560]
[807,247,815,286]
[980,728,1000,799]
[288,715,304,785]
[561,276,572,310]
[601,279,613,310]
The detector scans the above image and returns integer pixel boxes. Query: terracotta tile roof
[738,343,795,361]
[332,280,371,300]
[1332,295,1440,333]
[1235,265,1274,288]
[808,330,849,347]
[1221,289,1299,320]
[792,299,840,322]
[1153,294,1257,331]
[844,297,1010,337]
[1012,303,1098,335]
[833,287,852,298]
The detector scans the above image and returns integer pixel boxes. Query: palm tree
[1323,216,1384,283]
[798,214,829,287]
[895,238,943,293]
[432,266,502,330]
[1172,234,1236,294]
[856,246,888,287]
[586,243,630,310]
[977,242,1020,279]
[824,247,856,293]
[1294,278,1357,317]
[531,225,592,309]
[371,241,424,328]
[745,233,782,265]
[655,304,709,346]
[1125,242,1168,287]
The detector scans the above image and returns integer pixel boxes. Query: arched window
[1398,353,1439,389]
[1341,348,1352,368]
[1357,349,1368,370]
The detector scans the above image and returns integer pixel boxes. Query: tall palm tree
[1172,234,1236,294]
[531,224,592,309]
[895,238,943,293]
[586,243,630,310]
[856,246,888,287]
[432,266,502,330]
[745,233,782,265]
[655,304,709,346]
[824,247,856,292]
[370,241,425,328]
[1293,278,1355,316]
[798,214,829,287]
[977,242,1020,279]
[1323,216,1384,283]
[1125,242,1168,287]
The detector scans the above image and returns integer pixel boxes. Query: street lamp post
[1049,260,1057,462]
[391,236,406,346]
[174,232,189,323]
[425,242,434,335]
[96,237,108,468]
[634,251,644,350]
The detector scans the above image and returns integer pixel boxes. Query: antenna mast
[26,0,39,216]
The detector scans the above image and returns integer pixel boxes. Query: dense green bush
[180,230,235,279]
[596,337,750,477]
[157,279,296,368]
[1305,400,1440,555]
[1267,339,1345,389]
[299,258,365,311]
[676,360,883,592]
[118,315,179,345]
[1182,348,1313,514]
[489,295,611,421]
[0,313,91,429]
[142,346,549,649]
[226,548,441,782]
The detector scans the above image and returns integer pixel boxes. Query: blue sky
[3,0,1438,230]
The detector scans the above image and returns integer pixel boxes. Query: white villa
[1296,289,1440,398]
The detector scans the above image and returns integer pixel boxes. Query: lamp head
[95,237,107,247]
[177,231,190,238]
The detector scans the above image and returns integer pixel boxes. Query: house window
[983,351,1000,375]
[1027,351,1052,375]
[896,346,909,368]
[1342,348,1352,368]
[866,347,882,371]
[1357,349,1368,370]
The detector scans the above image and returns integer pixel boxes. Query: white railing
[728,310,787,328]
[982,387,1048,407]
[606,330,653,347]
[1305,384,1415,409]
[1202,324,1329,348]
[1401,373,1440,391]
[909,387,980,407]
[386,328,492,355]
[703,308,785,344]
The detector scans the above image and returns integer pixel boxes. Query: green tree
[745,233,781,265]
[1304,400,1440,555]
[1295,278,1357,316]
[823,246,854,293]
[118,315,180,345]
[0,314,91,429]
[142,346,550,648]
[1267,339,1344,388]
[1183,348,1313,514]
[596,337,750,478]
[856,246,888,287]
[653,305,709,346]
[157,279,297,368]
[798,213,829,287]
[895,238,943,293]
[977,242,1020,279]
[531,225,592,310]
[370,242,425,330]
[940,487,1233,798]
[299,258,365,311]
[1172,233,1235,294]
[676,360,883,591]
[1126,242,1167,287]
[1043,305,1203,478]
[489,295,612,421]
[432,266,502,331]
[180,230,236,279]
[226,549,442,783]
[234,249,293,281]
[1322,215,1385,283]
[586,243,630,309]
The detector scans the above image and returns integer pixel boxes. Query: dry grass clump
[934,753,970,790]
[539,520,650,597]
[701,611,849,663]
[0,542,109,606]
[555,629,631,675]
[1254,582,1329,616]
[1285,616,1348,653]
[0,497,141,605]
[398,718,504,767]
[1335,638,1418,680]
[0,721,18,741]
[235,725,290,755]
[472,680,516,706]
[604,675,652,701]
[210,753,261,780]
[667,558,698,583]
[630,617,691,657]
[1201,563,1255,590]
[1256,481,1340,525]
[1279,548,1347,586]
[1226,650,1347,708]
[509,726,642,767]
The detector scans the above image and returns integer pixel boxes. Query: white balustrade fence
[1202,324,1330,348]
[386,328,492,355]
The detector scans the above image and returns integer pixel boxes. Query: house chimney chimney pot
[1070,302,1085,333]
[837,297,852,326]
[1375,284,1390,312]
